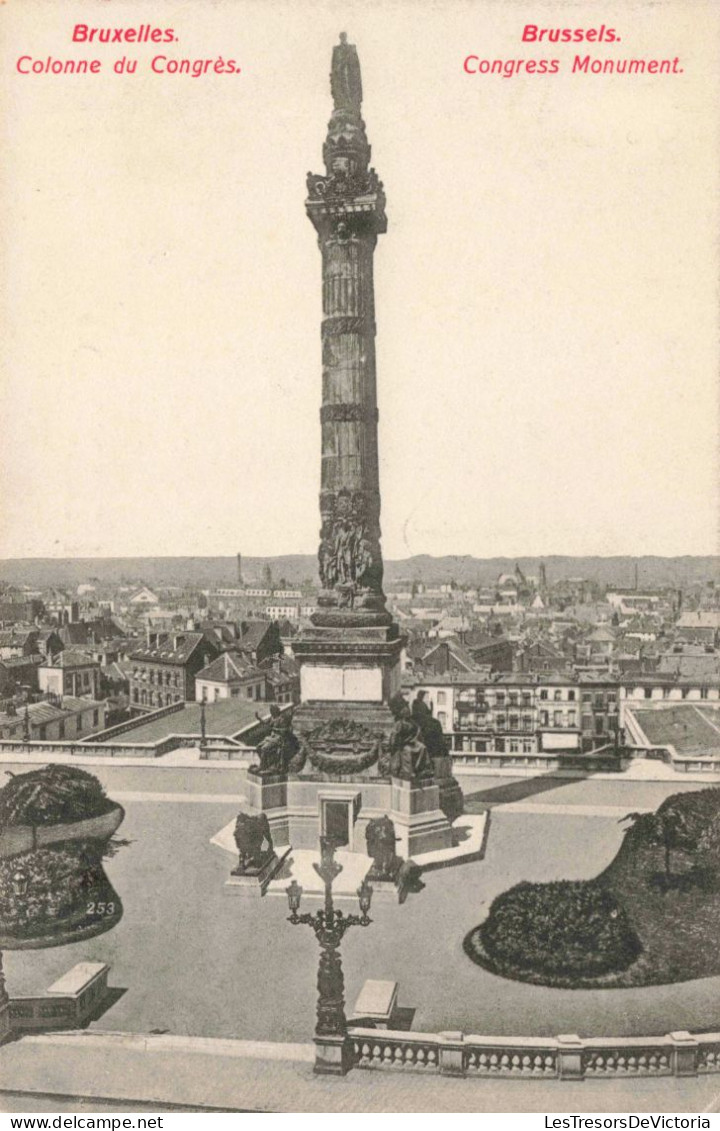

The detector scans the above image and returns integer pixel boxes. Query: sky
[1,0,718,560]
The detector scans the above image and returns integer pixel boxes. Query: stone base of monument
[293,622,405,711]
[313,1033,354,1076]
[243,771,291,846]
[244,770,288,813]
[389,776,456,857]
[433,755,465,823]
[364,875,406,903]
[211,814,488,894]
[224,847,291,898]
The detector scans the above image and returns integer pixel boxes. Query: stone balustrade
[347,1027,720,1080]
[697,1037,720,1072]
[84,702,184,742]
[0,737,176,758]
[672,756,720,773]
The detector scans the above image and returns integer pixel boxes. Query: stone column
[306,33,390,630]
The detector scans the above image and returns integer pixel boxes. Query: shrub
[0,840,115,939]
[478,879,642,979]
[0,764,113,830]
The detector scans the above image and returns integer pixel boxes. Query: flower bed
[465,786,720,988]
[0,764,126,949]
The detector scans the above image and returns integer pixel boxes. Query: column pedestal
[244,770,290,846]
[293,625,404,712]
[314,1033,354,1075]
[389,777,455,857]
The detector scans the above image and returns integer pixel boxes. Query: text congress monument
[242,35,464,864]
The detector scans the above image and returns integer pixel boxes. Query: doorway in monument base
[324,800,350,846]
[318,789,362,851]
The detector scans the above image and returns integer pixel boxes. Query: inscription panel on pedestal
[301,664,383,702]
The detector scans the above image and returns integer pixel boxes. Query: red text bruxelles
[72,25,176,44]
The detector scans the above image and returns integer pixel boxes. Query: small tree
[621,806,698,880]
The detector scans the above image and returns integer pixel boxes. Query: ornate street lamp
[286,836,373,1075]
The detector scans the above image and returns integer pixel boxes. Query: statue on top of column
[331,32,363,113]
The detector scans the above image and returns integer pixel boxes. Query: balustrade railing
[697,1035,720,1072]
[465,1036,557,1077]
[347,1026,720,1080]
[350,1030,440,1072]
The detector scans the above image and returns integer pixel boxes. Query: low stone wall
[0,737,178,759]
[201,745,252,762]
[85,702,185,743]
[672,756,720,773]
[347,1027,720,1079]
[451,751,626,773]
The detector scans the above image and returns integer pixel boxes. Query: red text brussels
[522,25,619,43]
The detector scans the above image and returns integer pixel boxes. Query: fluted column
[306,34,390,628]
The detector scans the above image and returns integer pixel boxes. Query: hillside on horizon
[0,555,717,590]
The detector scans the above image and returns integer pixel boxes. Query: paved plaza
[3,764,719,1047]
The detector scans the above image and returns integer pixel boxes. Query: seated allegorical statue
[411,690,450,759]
[252,705,305,775]
[386,693,433,781]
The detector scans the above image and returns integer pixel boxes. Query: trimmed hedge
[0,764,114,830]
[465,787,720,988]
[469,879,642,981]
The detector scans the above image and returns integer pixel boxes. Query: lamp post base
[314,1033,354,1076]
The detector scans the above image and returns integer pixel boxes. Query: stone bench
[9,963,111,1034]
[46,962,110,1023]
[351,979,398,1029]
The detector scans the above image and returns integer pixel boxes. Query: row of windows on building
[454,736,536,754]
[132,689,182,707]
[452,689,581,706]
[454,711,578,731]
[627,686,717,700]
[201,684,263,701]
[70,671,95,688]
[455,689,619,706]
[132,668,182,687]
